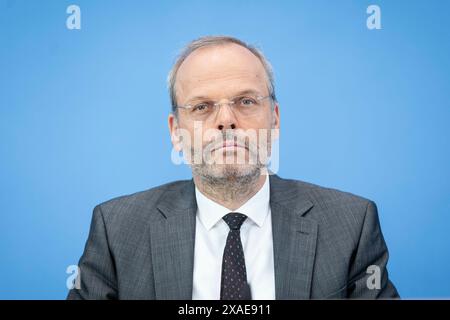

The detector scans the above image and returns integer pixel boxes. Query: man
[67,35,399,299]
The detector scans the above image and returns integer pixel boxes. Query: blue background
[1,0,449,299]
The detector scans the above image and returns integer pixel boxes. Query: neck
[193,170,267,211]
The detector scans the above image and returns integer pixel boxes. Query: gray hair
[167,35,277,114]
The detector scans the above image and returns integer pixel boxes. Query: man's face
[168,43,280,180]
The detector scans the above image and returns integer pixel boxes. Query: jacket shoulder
[275,176,372,208]
[95,179,192,223]
[272,175,375,244]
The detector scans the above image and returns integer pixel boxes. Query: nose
[215,103,237,131]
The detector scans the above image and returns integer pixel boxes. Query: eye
[239,97,257,106]
[193,103,211,112]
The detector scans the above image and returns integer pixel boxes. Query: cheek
[241,114,273,130]
[178,119,205,145]
[182,125,221,151]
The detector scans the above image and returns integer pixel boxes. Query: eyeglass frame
[175,94,273,116]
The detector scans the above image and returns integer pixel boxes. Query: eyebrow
[185,89,263,104]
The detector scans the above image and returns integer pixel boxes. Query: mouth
[211,140,248,152]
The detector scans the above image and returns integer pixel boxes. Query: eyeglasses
[176,94,272,120]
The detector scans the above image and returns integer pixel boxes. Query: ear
[271,103,280,139]
[168,113,183,152]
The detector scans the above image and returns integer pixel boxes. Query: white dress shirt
[192,175,276,300]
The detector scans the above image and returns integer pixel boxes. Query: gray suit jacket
[67,174,399,299]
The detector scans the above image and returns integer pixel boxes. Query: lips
[211,140,247,152]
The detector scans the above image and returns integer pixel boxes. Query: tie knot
[223,212,247,230]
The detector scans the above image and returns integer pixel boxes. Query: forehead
[176,43,268,100]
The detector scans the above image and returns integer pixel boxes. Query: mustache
[185,129,273,166]
[206,132,253,153]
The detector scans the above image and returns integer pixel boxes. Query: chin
[208,164,261,179]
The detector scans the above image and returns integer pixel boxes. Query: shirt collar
[195,174,270,231]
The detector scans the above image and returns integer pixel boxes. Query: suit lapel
[151,179,197,299]
[270,175,318,299]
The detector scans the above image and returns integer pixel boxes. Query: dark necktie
[220,212,252,300]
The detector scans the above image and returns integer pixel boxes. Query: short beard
[186,128,272,205]
[191,163,264,204]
